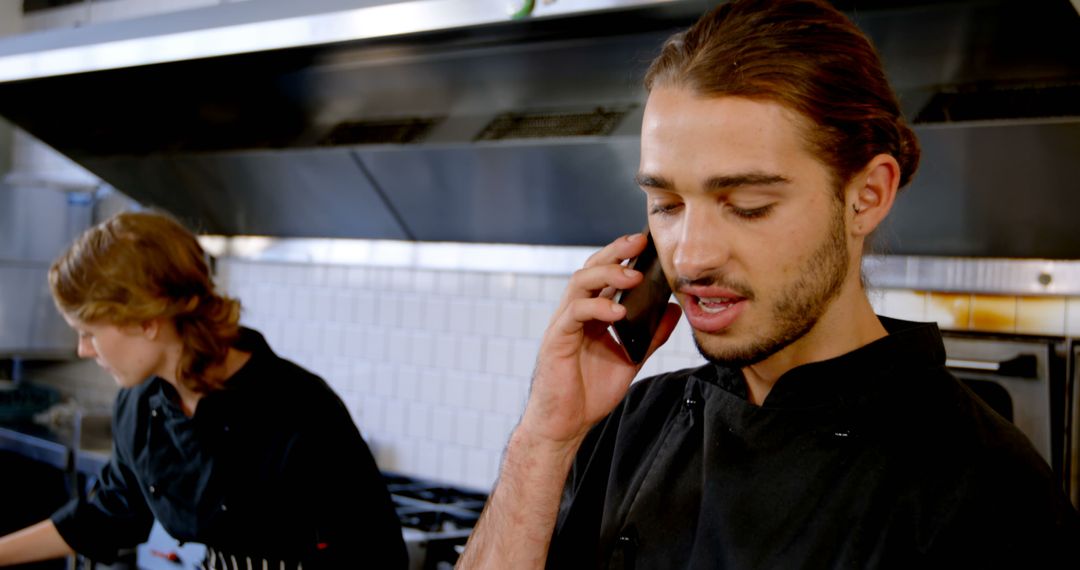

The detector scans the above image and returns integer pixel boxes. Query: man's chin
[692,329,789,369]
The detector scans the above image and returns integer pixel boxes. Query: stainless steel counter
[0,423,110,476]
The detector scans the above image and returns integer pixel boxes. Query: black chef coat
[548,317,1079,569]
[51,328,407,569]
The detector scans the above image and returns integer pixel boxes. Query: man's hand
[520,232,682,446]
[456,233,681,569]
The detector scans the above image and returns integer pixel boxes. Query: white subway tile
[431,407,456,444]
[321,324,346,358]
[326,266,347,288]
[283,264,305,286]
[439,445,466,483]
[390,268,414,291]
[308,265,328,286]
[346,266,369,288]
[417,440,441,478]
[270,287,291,318]
[467,377,496,412]
[406,403,432,439]
[401,294,424,329]
[281,325,303,354]
[377,295,401,328]
[472,300,498,334]
[497,303,527,338]
[434,270,462,297]
[396,367,420,401]
[383,329,407,364]
[422,296,451,333]
[481,415,512,450]
[541,275,569,301]
[366,329,389,362]
[299,323,320,355]
[515,275,543,301]
[410,332,435,368]
[1067,297,1080,336]
[459,336,485,373]
[383,400,407,438]
[465,449,498,491]
[494,382,527,417]
[353,292,376,324]
[460,272,488,298]
[352,361,375,396]
[332,292,354,323]
[527,303,554,339]
[443,371,470,409]
[368,268,391,289]
[417,369,443,406]
[485,338,511,375]
[360,398,385,437]
[447,299,474,334]
[455,410,481,447]
[489,273,516,299]
[374,364,397,398]
[881,290,928,322]
[1016,297,1066,336]
[413,270,437,293]
[511,339,540,377]
[291,288,316,320]
[433,336,458,370]
[395,438,419,474]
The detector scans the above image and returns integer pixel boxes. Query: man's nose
[672,207,729,280]
[77,337,96,359]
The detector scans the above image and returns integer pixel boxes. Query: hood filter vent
[319,117,444,146]
[475,107,634,141]
[915,83,1080,124]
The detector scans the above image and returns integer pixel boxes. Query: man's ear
[848,154,900,237]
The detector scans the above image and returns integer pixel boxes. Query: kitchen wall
[209,256,1080,491]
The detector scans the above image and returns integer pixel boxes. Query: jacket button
[220,503,228,512]
[148,485,157,495]
[150,409,158,418]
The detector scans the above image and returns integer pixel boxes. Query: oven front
[940,332,1070,486]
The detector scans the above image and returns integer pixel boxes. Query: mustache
[673,273,755,300]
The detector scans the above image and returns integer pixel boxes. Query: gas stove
[383,473,488,569]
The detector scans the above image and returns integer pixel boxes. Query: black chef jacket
[548,317,1079,569]
[51,328,407,569]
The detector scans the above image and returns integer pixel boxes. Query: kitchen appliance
[941,331,1071,484]
[0,0,1077,254]
[384,473,487,570]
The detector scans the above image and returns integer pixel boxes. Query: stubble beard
[692,201,850,369]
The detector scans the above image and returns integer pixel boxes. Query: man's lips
[677,287,749,333]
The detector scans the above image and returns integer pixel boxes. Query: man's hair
[645,0,920,191]
[49,211,241,393]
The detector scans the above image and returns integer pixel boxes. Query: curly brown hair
[48,211,241,393]
[645,0,920,193]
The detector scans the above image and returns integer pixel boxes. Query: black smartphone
[611,232,672,364]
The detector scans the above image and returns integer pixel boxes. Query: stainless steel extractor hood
[0,0,1078,256]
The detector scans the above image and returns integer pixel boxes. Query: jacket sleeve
[50,444,155,563]
[297,394,408,569]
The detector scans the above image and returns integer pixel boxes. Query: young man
[457,0,1079,568]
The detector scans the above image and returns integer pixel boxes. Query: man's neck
[741,287,886,405]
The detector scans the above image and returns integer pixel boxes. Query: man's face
[638,88,854,367]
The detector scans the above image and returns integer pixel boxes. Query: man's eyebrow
[635,172,791,191]
[704,173,791,192]
[634,173,672,189]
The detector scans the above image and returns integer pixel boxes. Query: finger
[582,232,647,269]
[569,264,644,300]
[550,297,627,340]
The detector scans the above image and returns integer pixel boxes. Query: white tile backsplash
[218,259,704,490]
